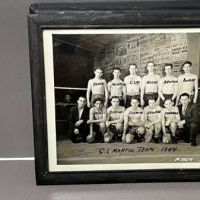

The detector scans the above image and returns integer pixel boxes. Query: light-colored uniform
[144,105,162,142]
[159,76,178,106]
[88,78,107,104]
[178,74,197,96]
[106,106,125,140]
[124,75,142,107]
[142,74,160,106]
[124,75,142,96]
[107,79,126,98]
[162,106,180,143]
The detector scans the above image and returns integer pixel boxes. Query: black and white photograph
[42,29,200,172]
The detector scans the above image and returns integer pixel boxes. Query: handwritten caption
[98,146,177,155]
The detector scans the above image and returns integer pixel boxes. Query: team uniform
[142,74,160,107]
[106,106,125,142]
[87,78,107,106]
[178,74,198,103]
[162,106,180,143]
[159,76,178,107]
[124,75,142,107]
[144,105,162,142]
[107,79,126,106]
[87,107,106,142]
[123,107,145,143]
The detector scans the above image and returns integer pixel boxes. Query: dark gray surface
[1,0,200,198]
[1,160,200,200]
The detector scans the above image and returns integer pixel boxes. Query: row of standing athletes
[70,61,199,145]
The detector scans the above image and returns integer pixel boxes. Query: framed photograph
[28,1,200,185]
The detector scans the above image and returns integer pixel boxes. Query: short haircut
[78,96,86,100]
[113,67,121,72]
[180,93,190,99]
[111,96,120,101]
[131,96,140,102]
[146,61,155,69]
[94,67,103,72]
[164,63,173,69]
[129,64,137,69]
[93,97,104,104]
[182,61,192,67]
[164,98,172,104]
[148,96,156,102]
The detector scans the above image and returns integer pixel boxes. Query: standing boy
[159,63,178,107]
[177,61,198,104]
[124,64,142,107]
[141,62,160,107]
[87,67,108,107]
[107,67,126,106]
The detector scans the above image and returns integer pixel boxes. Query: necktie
[182,106,186,115]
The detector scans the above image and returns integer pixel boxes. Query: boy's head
[146,61,155,73]
[180,93,190,107]
[111,96,120,108]
[93,98,104,109]
[94,67,103,78]
[130,97,139,109]
[164,63,173,76]
[148,96,156,109]
[113,67,121,79]
[182,61,192,73]
[77,96,86,108]
[129,64,137,75]
[164,98,173,109]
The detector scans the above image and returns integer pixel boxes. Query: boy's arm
[122,82,127,102]
[161,110,167,135]
[104,81,109,107]
[194,75,198,103]
[123,110,128,136]
[176,76,181,105]
[86,80,92,107]
[158,78,165,101]
[141,77,145,106]
[172,78,178,101]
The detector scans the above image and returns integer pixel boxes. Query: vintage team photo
[43,29,200,172]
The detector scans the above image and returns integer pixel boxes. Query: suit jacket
[178,103,200,125]
[69,105,89,131]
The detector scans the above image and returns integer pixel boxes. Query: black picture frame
[28,1,200,185]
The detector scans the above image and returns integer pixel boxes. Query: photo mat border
[28,1,200,184]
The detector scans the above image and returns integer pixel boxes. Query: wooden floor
[57,138,200,165]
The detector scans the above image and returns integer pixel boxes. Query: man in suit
[177,93,200,146]
[69,96,89,143]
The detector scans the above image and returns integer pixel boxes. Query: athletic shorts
[160,94,176,107]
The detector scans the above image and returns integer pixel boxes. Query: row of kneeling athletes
[69,93,200,146]
[86,61,198,108]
